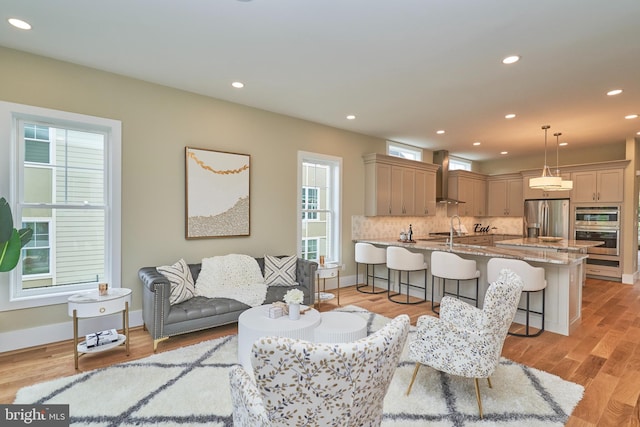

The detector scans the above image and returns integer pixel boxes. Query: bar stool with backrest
[430,251,480,315]
[487,257,547,337]
[354,242,388,294]
[386,246,428,305]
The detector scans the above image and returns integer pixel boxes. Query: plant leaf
[0,229,21,272]
[0,197,13,243]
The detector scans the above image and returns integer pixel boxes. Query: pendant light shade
[529,125,562,190]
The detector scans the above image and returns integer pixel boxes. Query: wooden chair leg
[405,363,421,396]
[474,378,484,419]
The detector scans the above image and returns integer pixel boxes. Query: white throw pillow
[157,259,196,305]
[264,255,297,286]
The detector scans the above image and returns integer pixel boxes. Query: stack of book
[85,329,119,348]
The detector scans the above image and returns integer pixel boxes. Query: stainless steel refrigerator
[523,199,570,239]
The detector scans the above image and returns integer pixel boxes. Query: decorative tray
[538,236,563,242]
[78,334,126,353]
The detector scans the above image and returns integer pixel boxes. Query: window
[387,141,422,161]
[301,187,319,220]
[449,156,472,171]
[301,238,319,261]
[0,101,121,310]
[298,152,342,265]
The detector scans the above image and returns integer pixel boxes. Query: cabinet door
[414,169,437,216]
[487,180,508,216]
[572,171,597,202]
[474,179,487,216]
[506,179,524,216]
[597,169,623,202]
[401,167,415,215]
[375,163,392,215]
[390,166,404,215]
[424,170,437,216]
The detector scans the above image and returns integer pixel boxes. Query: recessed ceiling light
[500,151,508,155]
[625,114,638,119]
[505,113,516,119]
[607,89,623,96]
[8,18,31,30]
[231,81,244,88]
[502,55,520,65]
[559,142,568,146]
[637,131,640,135]
[436,130,445,135]
[473,142,481,146]
[346,115,356,120]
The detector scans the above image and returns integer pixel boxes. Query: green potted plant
[0,197,33,272]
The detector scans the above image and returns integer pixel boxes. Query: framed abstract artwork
[185,147,250,238]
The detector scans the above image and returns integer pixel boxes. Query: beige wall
[0,47,385,333]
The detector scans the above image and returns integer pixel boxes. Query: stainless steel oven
[574,206,620,256]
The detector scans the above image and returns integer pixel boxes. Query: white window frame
[297,151,342,265]
[301,186,319,221]
[301,238,320,261]
[387,140,422,161]
[20,217,54,280]
[449,155,472,171]
[0,101,121,311]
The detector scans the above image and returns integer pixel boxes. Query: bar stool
[430,251,480,314]
[386,246,428,305]
[355,243,388,294]
[487,258,546,337]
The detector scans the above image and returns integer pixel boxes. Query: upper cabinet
[572,168,624,203]
[487,174,523,217]
[363,153,439,216]
[448,170,487,216]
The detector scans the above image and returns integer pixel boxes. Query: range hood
[433,150,465,204]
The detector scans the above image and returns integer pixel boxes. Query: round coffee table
[237,305,321,372]
[314,312,367,343]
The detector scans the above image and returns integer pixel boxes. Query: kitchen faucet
[449,215,461,251]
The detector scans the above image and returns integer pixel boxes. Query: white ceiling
[1,0,639,161]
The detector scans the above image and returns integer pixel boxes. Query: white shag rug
[15,306,583,426]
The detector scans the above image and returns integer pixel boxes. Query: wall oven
[574,206,620,256]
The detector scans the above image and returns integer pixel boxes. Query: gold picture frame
[185,147,250,239]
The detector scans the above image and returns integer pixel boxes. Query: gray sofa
[138,256,317,351]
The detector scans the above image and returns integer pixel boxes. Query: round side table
[316,263,340,308]
[67,288,131,369]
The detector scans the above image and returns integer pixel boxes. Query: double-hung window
[0,101,121,310]
[298,152,341,264]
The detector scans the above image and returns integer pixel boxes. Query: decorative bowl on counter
[538,236,563,242]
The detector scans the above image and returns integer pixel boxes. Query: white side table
[316,263,340,308]
[237,305,321,373]
[67,288,131,369]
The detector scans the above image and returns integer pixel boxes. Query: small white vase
[288,303,300,320]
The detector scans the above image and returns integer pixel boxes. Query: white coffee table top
[238,305,321,333]
[314,311,367,343]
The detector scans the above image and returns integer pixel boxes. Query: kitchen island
[355,237,601,336]
[495,237,604,253]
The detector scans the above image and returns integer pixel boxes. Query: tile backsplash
[352,204,523,240]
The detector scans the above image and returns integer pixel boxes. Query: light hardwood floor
[1,277,639,426]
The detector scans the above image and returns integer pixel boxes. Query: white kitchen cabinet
[487,174,523,217]
[363,153,439,216]
[448,170,487,217]
[572,169,623,203]
[414,169,437,216]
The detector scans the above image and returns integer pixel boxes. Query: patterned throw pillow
[157,259,196,305]
[263,255,297,286]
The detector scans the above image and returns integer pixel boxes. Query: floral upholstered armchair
[405,268,524,419]
[228,314,410,427]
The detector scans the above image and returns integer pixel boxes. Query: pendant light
[553,132,573,190]
[529,125,562,190]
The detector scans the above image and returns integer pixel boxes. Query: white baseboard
[622,271,638,285]
[0,309,143,353]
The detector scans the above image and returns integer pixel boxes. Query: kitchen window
[298,152,342,265]
[0,101,121,310]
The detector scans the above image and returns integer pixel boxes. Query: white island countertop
[354,238,589,265]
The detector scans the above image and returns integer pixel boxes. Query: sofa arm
[138,267,172,341]
[295,258,318,306]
